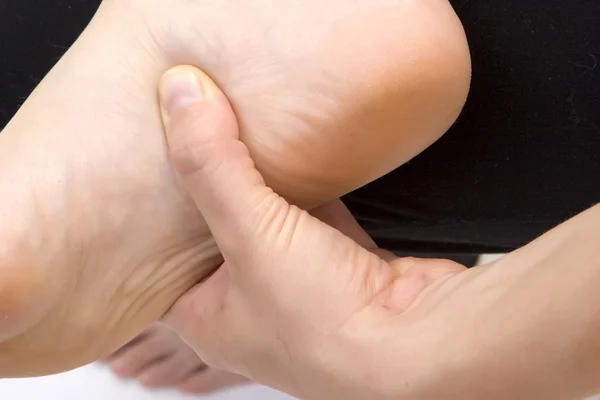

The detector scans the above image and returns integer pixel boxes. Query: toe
[137,352,205,389]
[107,328,175,377]
[178,368,250,394]
[105,328,154,362]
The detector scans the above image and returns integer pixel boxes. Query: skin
[106,322,249,394]
[162,67,600,400]
[0,0,470,376]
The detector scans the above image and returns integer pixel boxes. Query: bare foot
[106,323,249,394]
[0,0,470,376]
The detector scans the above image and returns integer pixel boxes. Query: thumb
[159,66,283,254]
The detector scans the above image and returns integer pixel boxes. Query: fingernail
[160,69,204,117]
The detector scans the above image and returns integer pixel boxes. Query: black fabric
[1,0,599,256]
[0,0,101,125]
[345,0,600,254]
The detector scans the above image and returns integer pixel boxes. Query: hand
[0,0,469,376]
[159,67,466,399]
[162,67,600,400]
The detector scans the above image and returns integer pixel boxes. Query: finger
[177,367,250,394]
[310,200,400,262]
[159,65,283,255]
[310,200,378,250]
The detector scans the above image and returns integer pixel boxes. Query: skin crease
[159,73,600,400]
[0,0,470,377]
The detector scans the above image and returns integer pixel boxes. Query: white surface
[0,363,295,400]
[2,254,598,400]
[2,364,598,400]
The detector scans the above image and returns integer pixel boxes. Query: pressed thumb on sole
[159,65,237,174]
[157,65,282,253]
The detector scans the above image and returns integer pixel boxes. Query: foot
[106,323,249,394]
[0,0,470,376]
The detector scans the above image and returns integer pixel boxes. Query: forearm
[415,205,600,399]
[500,204,600,399]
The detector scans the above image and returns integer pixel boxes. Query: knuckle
[168,107,223,176]
[168,136,215,175]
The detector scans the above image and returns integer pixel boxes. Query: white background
[0,363,295,400]
[2,363,598,400]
